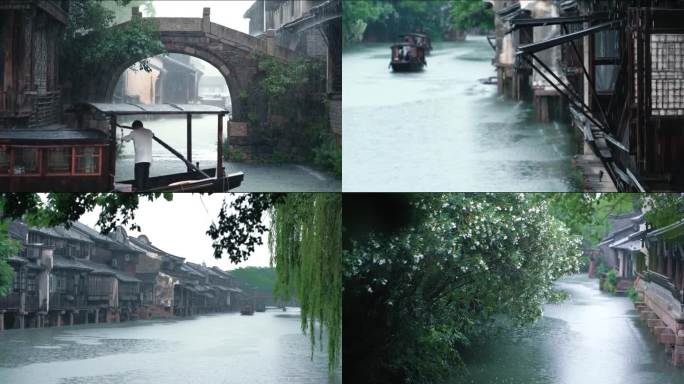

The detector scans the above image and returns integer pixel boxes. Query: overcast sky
[148,1,253,34]
[79,194,271,271]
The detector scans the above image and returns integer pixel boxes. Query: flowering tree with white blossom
[344,193,582,384]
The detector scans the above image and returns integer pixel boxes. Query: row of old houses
[486,0,684,192]
[588,208,684,366]
[0,220,243,331]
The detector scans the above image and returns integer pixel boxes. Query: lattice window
[651,34,684,116]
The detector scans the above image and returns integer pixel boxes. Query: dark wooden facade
[1,221,246,331]
[0,1,67,129]
[505,0,684,191]
[0,1,115,192]
[634,217,684,366]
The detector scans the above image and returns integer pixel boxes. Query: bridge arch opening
[109,53,239,183]
[113,53,232,111]
[101,41,248,121]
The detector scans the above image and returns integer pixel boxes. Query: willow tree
[268,194,342,371]
[0,192,342,372]
[207,193,342,372]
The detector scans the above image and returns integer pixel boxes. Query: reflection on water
[453,275,684,384]
[0,309,340,384]
[343,37,580,192]
[115,115,340,192]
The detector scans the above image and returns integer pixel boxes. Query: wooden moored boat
[75,102,244,192]
[0,128,112,191]
[390,43,427,72]
[0,103,244,192]
[400,33,433,54]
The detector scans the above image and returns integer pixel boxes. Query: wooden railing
[0,90,61,125]
[50,292,87,310]
[643,270,684,305]
[29,91,61,128]
[120,294,140,302]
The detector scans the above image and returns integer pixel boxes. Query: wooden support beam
[109,116,117,188]
[217,114,224,179]
[186,113,192,172]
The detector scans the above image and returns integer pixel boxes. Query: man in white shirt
[122,120,154,190]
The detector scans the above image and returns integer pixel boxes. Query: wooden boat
[0,128,112,192]
[390,43,427,72]
[0,103,244,192]
[240,305,255,316]
[76,102,244,192]
[400,33,433,54]
[479,76,498,85]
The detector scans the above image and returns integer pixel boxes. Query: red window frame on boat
[0,145,104,177]
[45,147,73,175]
[11,147,41,177]
[73,146,102,176]
[0,146,9,175]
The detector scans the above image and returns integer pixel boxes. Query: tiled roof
[7,221,29,241]
[135,273,160,283]
[78,259,140,283]
[53,255,93,271]
[179,263,204,278]
[70,222,137,252]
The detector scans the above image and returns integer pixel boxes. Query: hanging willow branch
[269,193,342,372]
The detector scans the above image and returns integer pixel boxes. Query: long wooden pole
[118,124,210,179]
[186,113,192,172]
[109,116,117,189]
[217,114,224,179]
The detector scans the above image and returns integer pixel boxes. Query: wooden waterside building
[633,217,684,366]
[0,220,247,331]
[488,0,684,191]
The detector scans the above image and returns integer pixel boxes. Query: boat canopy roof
[76,103,229,116]
[0,127,108,143]
[400,33,428,37]
[391,43,421,48]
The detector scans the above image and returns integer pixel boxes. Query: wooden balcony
[120,294,140,302]
[50,292,87,310]
[0,292,22,310]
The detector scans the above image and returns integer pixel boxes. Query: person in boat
[122,120,153,190]
[402,45,411,61]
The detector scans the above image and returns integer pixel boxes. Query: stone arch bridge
[84,8,297,121]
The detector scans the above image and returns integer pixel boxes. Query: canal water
[453,275,684,384]
[0,309,340,384]
[115,115,341,192]
[343,36,581,192]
